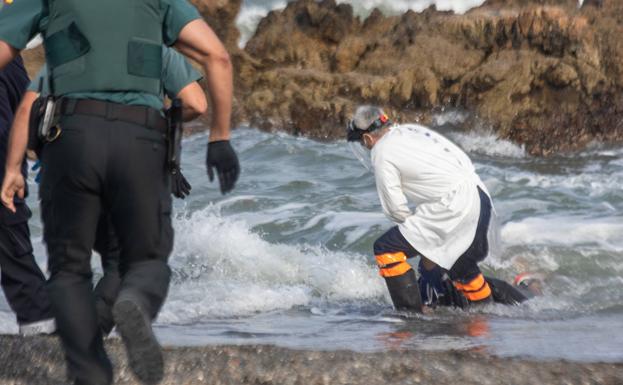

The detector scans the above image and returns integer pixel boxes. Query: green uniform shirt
[0,0,201,110]
[29,47,202,103]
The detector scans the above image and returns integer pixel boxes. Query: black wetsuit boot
[41,106,173,385]
[374,227,423,313]
[486,277,532,305]
[384,269,423,312]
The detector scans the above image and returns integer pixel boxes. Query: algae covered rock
[233,0,623,155]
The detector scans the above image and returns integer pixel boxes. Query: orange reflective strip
[375,252,407,267]
[453,274,486,292]
[379,261,412,278]
[453,274,491,302]
[462,282,491,302]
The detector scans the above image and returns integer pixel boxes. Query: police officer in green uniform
[0,1,238,384]
[29,47,208,124]
[25,46,207,336]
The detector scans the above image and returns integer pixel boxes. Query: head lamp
[346,113,391,143]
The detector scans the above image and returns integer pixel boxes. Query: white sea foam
[451,131,526,158]
[337,0,486,16]
[432,110,470,126]
[158,206,388,323]
[0,311,18,334]
[501,216,623,251]
[298,211,387,245]
[25,35,43,50]
[502,169,623,198]
[236,0,288,47]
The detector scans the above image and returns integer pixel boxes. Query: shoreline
[1,335,621,384]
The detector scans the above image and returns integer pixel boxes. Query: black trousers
[40,113,173,385]
[92,214,121,335]
[0,204,52,324]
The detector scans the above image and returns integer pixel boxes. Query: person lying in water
[346,106,537,312]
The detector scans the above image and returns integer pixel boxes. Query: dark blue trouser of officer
[0,56,53,327]
[0,204,53,325]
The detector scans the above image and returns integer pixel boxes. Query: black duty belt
[59,98,167,133]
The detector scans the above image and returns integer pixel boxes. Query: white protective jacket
[371,124,492,269]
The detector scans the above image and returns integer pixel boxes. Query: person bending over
[346,106,533,312]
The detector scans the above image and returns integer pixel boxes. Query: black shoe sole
[113,298,164,384]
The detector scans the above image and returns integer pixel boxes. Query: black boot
[385,269,423,313]
[113,291,164,385]
[113,260,171,384]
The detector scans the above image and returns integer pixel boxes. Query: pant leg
[93,214,121,335]
[105,120,173,319]
[373,227,422,312]
[0,205,52,324]
[447,187,493,303]
[40,115,112,385]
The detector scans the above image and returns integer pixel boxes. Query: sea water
[3,0,617,363]
[1,111,621,363]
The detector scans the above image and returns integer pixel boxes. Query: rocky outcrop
[234,0,623,156]
[16,0,623,155]
[1,336,622,384]
[189,0,242,51]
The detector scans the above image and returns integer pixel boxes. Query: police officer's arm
[174,20,232,141]
[0,41,19,71]
[176,82,207,121]
[375,156,412,224]
[174,20,239,194]
[1,90,37,212]
[161,47,207,122]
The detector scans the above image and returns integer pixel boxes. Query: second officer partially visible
[0,0,239,384]
[21,45,208,336]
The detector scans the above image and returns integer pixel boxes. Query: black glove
[171,169,192,199]
[206,140,240,194]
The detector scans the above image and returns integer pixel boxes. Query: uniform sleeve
[0,0,45,50]
[161,0,202,46]
[27,64,48,94]
[161,47,202,99]
[374,154,412,224]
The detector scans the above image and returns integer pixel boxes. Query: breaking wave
[158,206,388,323]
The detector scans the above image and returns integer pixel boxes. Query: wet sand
[0,335,621,384]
